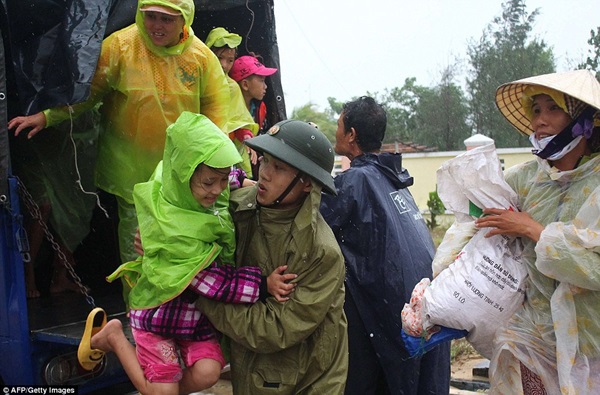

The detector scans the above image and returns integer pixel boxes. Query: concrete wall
[332,147,533,211]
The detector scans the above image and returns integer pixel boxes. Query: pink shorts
[131,328,226,383]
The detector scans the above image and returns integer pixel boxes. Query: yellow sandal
[77,307,107,371]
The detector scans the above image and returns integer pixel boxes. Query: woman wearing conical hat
[475,70,600,394]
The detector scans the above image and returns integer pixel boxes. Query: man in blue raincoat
[320,96,451,394]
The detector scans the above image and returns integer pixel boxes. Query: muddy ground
[194,355,490,395]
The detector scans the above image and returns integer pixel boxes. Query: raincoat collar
[351,152,414,189]
[538,152,600,182]
[233,183,324,234]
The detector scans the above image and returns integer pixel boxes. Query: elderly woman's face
[530,94,572,139]
[143,11,185,47]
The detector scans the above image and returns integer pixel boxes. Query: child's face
[215,47,236,74]
[256,153,311,209]
[190,164,230,208]
[243,75,268,101]
[143,11,185,48]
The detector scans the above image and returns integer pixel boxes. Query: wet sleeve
[189,263,262,303]
[319,173,356,234]
[196,237,345,353]
[45,34,117,127]
[199,51,230,132]
[535,186,600,290]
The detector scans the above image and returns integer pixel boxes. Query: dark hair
[590,126,600,153]
[342,96,387,152]
[211,46,237,57]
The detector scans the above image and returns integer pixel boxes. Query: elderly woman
[476,70,600,394]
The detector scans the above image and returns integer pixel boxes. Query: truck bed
[28,291,131,345]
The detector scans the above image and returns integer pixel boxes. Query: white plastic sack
[432,221,477,277]
[422,231,527,358]
[423,143,528,358]
[437,143,517,223]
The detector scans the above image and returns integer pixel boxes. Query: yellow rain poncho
[224,75,259,177]
[205,27,258,176]
[42,0,229,204]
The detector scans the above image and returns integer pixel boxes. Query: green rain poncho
[107,112,242,309]
[42,0,229,204]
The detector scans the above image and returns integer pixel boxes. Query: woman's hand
[8,112,47,139]
[475,208,544,242]
[266,265,297,302]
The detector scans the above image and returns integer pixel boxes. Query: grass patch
[430,223,450,248]
[450,338,479,362]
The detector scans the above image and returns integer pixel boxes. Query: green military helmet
[245,120,336,195]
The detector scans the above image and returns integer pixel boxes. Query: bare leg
[178,359,221,395]
[24,204,51,298]
[50,244,87,294]
[91,319,178,395]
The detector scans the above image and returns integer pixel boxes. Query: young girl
[78,112,296,395]
[205,27,258,181]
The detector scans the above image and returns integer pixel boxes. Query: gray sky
[273,0,598,116]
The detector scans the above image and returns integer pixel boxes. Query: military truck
[0,0,285,392]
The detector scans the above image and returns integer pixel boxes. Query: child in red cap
[229,55,278,179]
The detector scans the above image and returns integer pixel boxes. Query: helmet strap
[262,172,303,207]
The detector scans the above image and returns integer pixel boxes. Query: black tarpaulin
[0,0,285,190]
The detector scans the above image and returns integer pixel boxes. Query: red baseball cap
[229,55,277,82]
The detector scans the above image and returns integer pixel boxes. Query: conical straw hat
[495,70,600,136]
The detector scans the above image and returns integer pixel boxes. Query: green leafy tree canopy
[577,26,600,79]
[466,0,555,148]
[289,102,337,142]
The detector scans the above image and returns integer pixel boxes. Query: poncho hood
[108,112,242,309]
[205,27,242,49]
[352,152,414,189]
[135,0,196,56]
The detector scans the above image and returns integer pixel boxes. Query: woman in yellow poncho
[9,0,230,264]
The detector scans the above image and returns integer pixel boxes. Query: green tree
[578,26,600,79]
[370,78,427,144]
[289,102,337,142]
[413,67,472,151]
[426,190,446,230]
[327,97,344,115]
[466,0,555,148]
